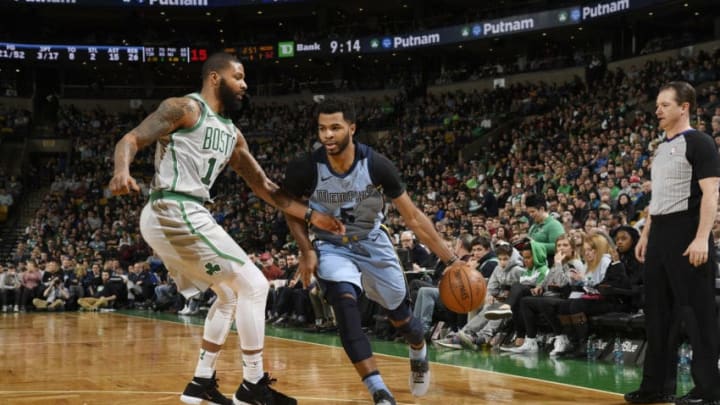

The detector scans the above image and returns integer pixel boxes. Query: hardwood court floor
[0,311,633,404]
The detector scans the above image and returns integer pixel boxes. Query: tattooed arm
[229,130,300,213]
[230,130,345,234]
[109,97,199,195]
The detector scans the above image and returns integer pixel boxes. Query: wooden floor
[0,312,626,404]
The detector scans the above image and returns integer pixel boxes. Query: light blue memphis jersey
[150,93,237,202]
[283,143,405,244]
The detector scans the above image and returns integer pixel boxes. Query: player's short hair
[201,52,240,81]
[315,97,357,123]
[659,81,696,111]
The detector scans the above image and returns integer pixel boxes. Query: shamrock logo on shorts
[205,262,221,276]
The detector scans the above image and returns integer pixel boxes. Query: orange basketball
[439,261,487,313]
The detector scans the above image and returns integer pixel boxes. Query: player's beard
[327,128,352,155]
[218,78,242,112]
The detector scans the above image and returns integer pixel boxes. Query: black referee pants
[640,212,720,399]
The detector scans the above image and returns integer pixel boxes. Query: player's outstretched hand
[299,250,318,289]
[441,258,467,276]
[109,172,140,196]
[310,211,346,235]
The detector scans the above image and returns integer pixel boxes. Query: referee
[625,81,720,405]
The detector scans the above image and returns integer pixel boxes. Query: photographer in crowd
[32,275,70,310]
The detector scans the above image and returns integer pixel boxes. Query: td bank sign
[278,41,295,58]
[278,41,322,58]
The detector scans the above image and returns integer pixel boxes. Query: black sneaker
[675,389,720,405]
[233,373,297,405]
[180,373,232,405]
[372,389,396,405]
[623,389,675,404]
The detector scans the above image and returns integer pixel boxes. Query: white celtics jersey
[150,93,238,202]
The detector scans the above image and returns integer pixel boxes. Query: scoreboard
[0,42,210,64]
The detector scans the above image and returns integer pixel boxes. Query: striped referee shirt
[649,129,720,216]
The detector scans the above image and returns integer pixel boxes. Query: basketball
[439,262,487,314]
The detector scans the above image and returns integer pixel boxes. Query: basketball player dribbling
[281,97,459,404]
[109,52,344,405]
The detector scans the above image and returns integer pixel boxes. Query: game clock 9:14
[329,39,361,54]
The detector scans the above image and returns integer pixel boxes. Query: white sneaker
[2,305,7,312]
[409,356,430,396]
[550,335,570,356]
[178,304,192,315]
[13,305,19,312]
[435,335,462,350]
[508,338,538,354]
[484,304,513,320]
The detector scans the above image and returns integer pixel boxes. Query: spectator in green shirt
[556,177,574,196]
[525,194,565,258]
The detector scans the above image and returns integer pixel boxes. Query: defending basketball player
[109,52,343,405]
[281,97,459,405]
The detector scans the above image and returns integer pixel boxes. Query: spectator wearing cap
[598,203,612,222]
[516,215,531,235]
[259,253,283,280]
[629,181,643,205]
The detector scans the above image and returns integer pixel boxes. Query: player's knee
[387,301,412,322]
[323,282,372,362]
[226,269,269,300]
[217,299,235,315]
[324,281,359,305]
[334,295,372,362]
[388,303,424,346]
[208,294,237,319]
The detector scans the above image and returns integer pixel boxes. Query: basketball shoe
[373,389,396,405]
[409,356,430,396]
[180,372,233,405]
[233,373,296,405]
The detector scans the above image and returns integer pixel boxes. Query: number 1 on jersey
[201,157,217,185]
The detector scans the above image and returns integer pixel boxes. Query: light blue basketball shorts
[315,227,407,310]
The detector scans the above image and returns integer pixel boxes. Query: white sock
[409,343,427,360]
[243,352,264,384]
[194,349,219,378]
